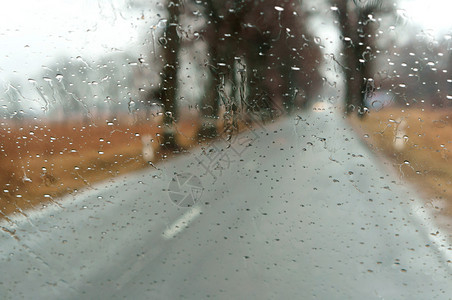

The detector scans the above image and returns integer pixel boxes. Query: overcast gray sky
[0,0,449,80]
[0,0,450,113]
[0,0,153,83]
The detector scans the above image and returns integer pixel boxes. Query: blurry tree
[96,54,140,121]
[37,60,87,122]
[194,0,322,138]
[149,0,323,148]
[196,0,249,138]
[239,1,322,113]
[382,36,449,108]
[35,53,142,123]
[153,0,182,149]
[332,0,394,116]
[3,83,24,123]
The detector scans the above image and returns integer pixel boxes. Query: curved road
[1,108,451,299]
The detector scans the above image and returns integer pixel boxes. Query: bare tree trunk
[357,7,378,116]
[159,0,181,148]
[198,0,250,136]
[198,1,221,139]
[334,0,378,117]
[335,0,363,115]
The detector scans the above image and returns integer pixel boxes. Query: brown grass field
[0,105,271,220]
[5,107,451,220]
[0,115,203,219]
[350,108,452,216]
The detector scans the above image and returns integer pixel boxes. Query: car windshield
[1,0,451,299]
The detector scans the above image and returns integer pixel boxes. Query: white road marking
[116,207,202,289]
[162,206,202,239]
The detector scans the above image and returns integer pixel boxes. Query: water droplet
[55,74,64,81]
[158,37,167,45]
[274,6,284,11]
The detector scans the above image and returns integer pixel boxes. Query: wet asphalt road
[1,109,451,299]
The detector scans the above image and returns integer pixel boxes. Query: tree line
[5,0,451,141]
[149,0,398,148]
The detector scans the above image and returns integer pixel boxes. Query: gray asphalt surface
[1,108,451,299]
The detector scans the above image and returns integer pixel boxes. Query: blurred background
[1,0,452,219]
